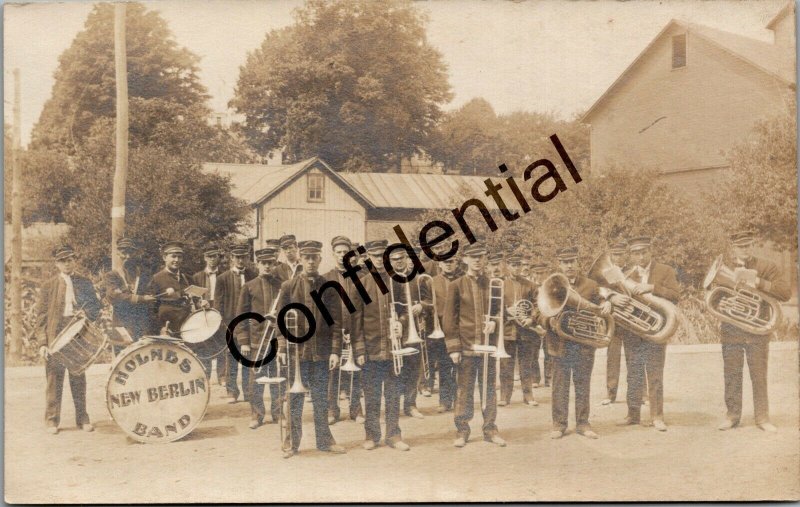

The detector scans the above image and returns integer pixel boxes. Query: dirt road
[5,343,798,502]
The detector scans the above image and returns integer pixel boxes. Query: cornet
[417,274,445,340]
[336,329,360,411]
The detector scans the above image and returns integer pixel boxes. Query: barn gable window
[672,34,687,69]
[307,173,325,202]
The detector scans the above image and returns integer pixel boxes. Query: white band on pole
[111,206,126,218]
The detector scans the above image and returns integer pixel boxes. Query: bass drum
[179,309,226,360]
[106,337,210,443]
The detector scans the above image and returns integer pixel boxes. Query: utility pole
[111,3,129,271]
[10,69,23,359]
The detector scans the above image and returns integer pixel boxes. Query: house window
[672,34,687,69]
[307,173,324,202]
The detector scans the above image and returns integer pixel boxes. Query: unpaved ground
[5,343,799,503]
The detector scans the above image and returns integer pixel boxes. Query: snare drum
[107,338,209,443]
[49,317,108,374]
[179,309,225,360]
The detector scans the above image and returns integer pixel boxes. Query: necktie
[62,274,76,317]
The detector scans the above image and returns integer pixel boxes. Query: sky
[3,0,787,147]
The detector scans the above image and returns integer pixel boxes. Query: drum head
[107,340,209,443]
[180,310,223,344]
[50,318,86,353]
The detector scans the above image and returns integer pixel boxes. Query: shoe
[363,440,377,451]
[421,389,432,397]
[407,408,424,419]
[525,398,539,407]
[601,398,613,406]
[718,419,737,431]
[355,415,365,424]
[544,382,550,387]
[322,444,346,454]
[653,419,667,432]
[757,422,777,433]
[249,420,263,430]
[617,416,640,426]
[453,437,467,448]
[437,405,446,413]
[282,449,296,459]
[47,426,59,435]
[487,435,506,447]
[81,423,94,432]
[389,440,410,451]
[227,396,239,404]
[497,400,508,407]
[532,383,541,389]
[577,428,599,439]
[549,429,564,439]
[328,415,337,425]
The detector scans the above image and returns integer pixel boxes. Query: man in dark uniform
[601,239,629,406]
[216,242,257,402]
[192,243,225,383]
[530,260,551,387]
[444,241,507,448]
[276,234,302,281]
[103,237,154,346]
[277,240,346,458]
[351,239,413,451]
[613,236,680,432]
[35,245,102,434]
[325,235,365,425]
[425,256,460,412]
[235,246,283,429]
[716,230,790,432]
[501,252,539,407]
[546,246,612,440]
[147,241,194,336]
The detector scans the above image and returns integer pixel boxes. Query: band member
[530,260,552,387]
[501,252,539,406]
[351,239,412,451]
[192,243,226,383]
[216,242,257,403]
[546,246,612,440]
[326,235,365,425]
[425,257,460,412]
[444,241,507,448]
[277,240,346,458]
[601,239,628,406]
[35,245,102,434]
[613,236,679,432]
[277,234,302,280]
[716,230,789,432]
[390,249,427,419]
[147,241,193,336]
[103,237,154,345]
[235,247,283,429]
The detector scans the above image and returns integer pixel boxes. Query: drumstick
[155,288,176,298]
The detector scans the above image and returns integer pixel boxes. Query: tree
[230,0,452,171]
[714,95,797,252]
[31,2,209,154]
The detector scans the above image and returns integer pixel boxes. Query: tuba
[587,253,678,345]
[537,273,615,348]
[703,255,781,335]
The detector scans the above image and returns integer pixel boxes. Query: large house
[203,158,520,270]
[582,3,795,191]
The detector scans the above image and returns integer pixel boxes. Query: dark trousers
[551,342,595,431]
[363,360,402,444]
[454,355,499,440]
[623,333,666,419]
[399,350,420,412]
[606,333,623,400]
[532,335,552,385]
[722,340,770,425]
[328,363,363,420]
[428,339,455,408]
[499,340,519,402]
[249,357,281,423]
[284,360,335,452]
[226,350,250,400]
[45,356,89,427]
[516,338,536,395]
[200,355,227,385]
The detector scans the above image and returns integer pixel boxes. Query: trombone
[253,288,282,374]
[472,277,507,410]
[388,279,419,376]
[417,274,445,340]
[393,278,430,380]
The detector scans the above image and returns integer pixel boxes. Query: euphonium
[537,273,615,348]
[417,274,445,339]
[703,255,781,335]
[389,280,419,376]
[587,253,678,345]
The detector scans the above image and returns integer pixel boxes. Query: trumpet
[587,253,678,345]
[537,273,615,348]
[253,287,282,374]
[389,280,419,376]
[703,255,781,335]
[417,274,445,339]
